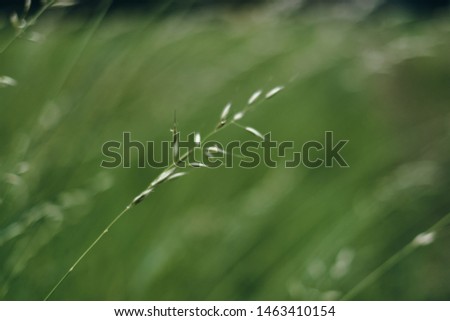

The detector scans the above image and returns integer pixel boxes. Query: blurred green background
[0,0,450,300]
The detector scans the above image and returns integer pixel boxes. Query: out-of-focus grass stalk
[342,212,450,300]
[0,1,56,55]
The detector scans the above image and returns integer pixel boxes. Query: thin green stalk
[43,84,286,300]
[43,118,225,300]
[341,212,450,300]
[44,206,130,301]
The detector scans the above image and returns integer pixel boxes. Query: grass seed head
[233,112,244,121]
[0,76,18,87]
[24,0,32,14]
[265,86,284,99]
[151,167,176,187]
[248,89,262,105]
[412,231,436,247]
[220,102,232,121]
[167,172,187,181]
[206,145,223,154]
[132,188,154,206]
[245,126,265,140]
[52,0,79,7]
[194,132,201,146]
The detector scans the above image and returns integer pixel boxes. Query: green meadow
[0,3,449,300]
